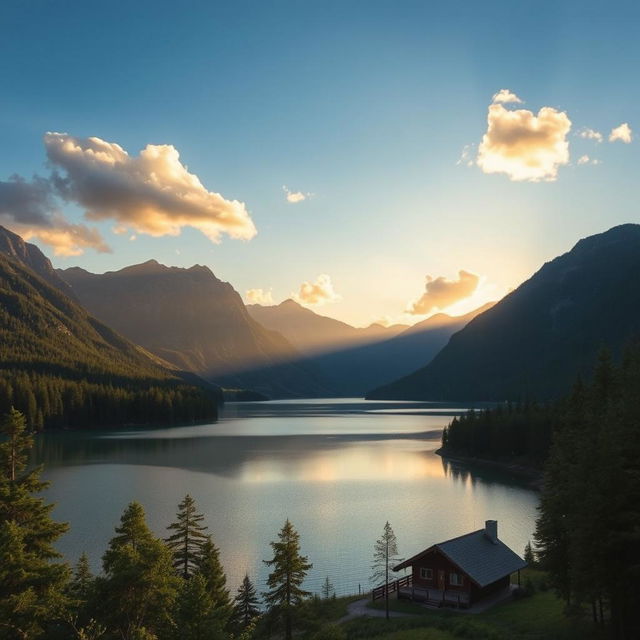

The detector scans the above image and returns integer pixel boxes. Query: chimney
[485,520,498,544]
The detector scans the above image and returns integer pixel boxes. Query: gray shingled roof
[394,529,527,588]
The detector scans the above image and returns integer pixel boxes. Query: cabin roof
[393,528,527,588]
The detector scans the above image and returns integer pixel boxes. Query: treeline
[0,252,218,428]
[441,400,554,465]
[442,346,640,638]
[0,371,217,429]
[0,408,341,640]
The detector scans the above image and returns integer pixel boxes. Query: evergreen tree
[263,520,313,640]
[98,502,179,640]
[195,535,232,626]
[70,553,94,602]
[173,573,226,640]
[166,494,209,578]
[0,407,70,639]
[321,576,335,600]
[523,541,535,566]
[370,521,402,620]
[231,574,261,632]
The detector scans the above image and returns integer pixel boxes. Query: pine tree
[0,407,70,639]
[370,521,402,620]
[166,494,209,578]
[195,535,232,626]
[321,576,335,600]
[523,541,535,566]
[173,573,226,640]
[263,519,313,640]
[71,552,94,602]
[231,574,261,631]
[98,502,179,639]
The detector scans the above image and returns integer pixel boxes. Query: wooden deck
[399,583,470,608]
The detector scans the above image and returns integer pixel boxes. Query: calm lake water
[34,398,539,596]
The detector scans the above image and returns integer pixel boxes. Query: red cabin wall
[410,550,470,595]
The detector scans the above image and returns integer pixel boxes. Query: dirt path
[337,598,419,624]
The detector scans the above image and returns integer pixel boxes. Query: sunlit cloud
[44,132,257,244]
[293,274,340,306]
[609,123,632,143]
[578,128,603,143]
[0,174,110,256]
[283,185,312,204]
[408,270,480,315]
[577,155,600,166]
[477,93,571,182]
[246,288,274,305]
[491,89,523,104]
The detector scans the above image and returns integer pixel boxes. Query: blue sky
[1,1,638,325]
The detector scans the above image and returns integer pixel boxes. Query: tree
[98,502,179,639]
[370,521,402,620]
[321,576,335,600]
[173,573,226,640]
[70,553,94,602]
[194,535,232,626]
[523,541,536,566]
[231,574,261,632]
[263,519,313,640]
[0,407,70,639]
[166,494,209,578]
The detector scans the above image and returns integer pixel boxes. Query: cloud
[44,132,257,243]
[0,174,111,256]
[577,155,600,166]
[609,123,632,143]
[246,288,274,305]
[293,274,340,306]
[283,185,312,204]
[491,89,523,104]
[457,144,475,167]
[476,98,571,182]
[408,270,480,315]
[578,128,603,143]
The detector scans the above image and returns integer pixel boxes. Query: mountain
[247,298,407,354]
[0,251,218,428]
[59,262,329,398]
[248,298,491,396]
[307,303,494,395]
[0,225,76,297]
[368,224,640,401]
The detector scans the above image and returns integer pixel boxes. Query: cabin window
[419,568,433,580]
[449,572,463,586]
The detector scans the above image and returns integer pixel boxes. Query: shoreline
[435,448,543,490]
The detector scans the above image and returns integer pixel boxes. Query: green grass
[341,573,607,640]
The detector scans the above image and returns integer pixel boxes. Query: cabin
[391,520,526,608]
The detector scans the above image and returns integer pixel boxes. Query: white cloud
[457,144,475,167]
[246,288,274,305]
[293,274,340,306]
[408,270,480,315]
[476,98,572,182]
[609,123,632,143]
[491,89,523,104]
[578,128,603,143]
[45,132,257,243]
[578,155,590,165]
[283,185,312,204]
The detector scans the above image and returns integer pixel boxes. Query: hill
[0,251,218,428]
[59,262,329,398]
[368,224,640,401]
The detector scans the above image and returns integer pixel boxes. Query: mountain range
[59,261,330,398]
[248,299,493,396]
[368,223,640,401]
[0,226,218,427]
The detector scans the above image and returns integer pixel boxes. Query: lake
[34,398,539,597]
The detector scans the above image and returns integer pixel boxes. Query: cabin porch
[372,574,471,609]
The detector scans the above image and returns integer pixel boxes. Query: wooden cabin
[392,520,526,608]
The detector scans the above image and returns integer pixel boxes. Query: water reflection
[35,399,538,598]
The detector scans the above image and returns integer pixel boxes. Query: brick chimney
[485,520,498,544]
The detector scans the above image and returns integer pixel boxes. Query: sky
[1,0,638,327]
